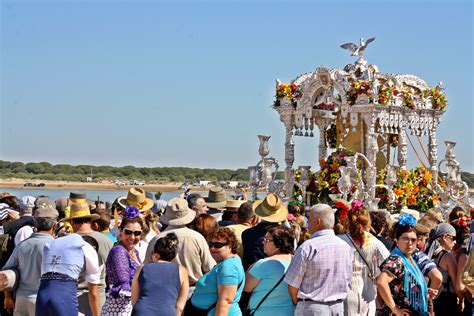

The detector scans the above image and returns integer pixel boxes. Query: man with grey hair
[186,193,208,215]
[1,207,59,316]
[285,204,353,316]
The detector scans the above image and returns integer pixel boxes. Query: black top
[241,222,277,271]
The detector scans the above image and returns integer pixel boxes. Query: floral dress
[379,255,423,316]
[101,244,141,316]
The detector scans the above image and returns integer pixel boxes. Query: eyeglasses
[263,238,274,243]
[208,241,227,249]
[445,235,456,241]
[123,228,142,237]
[400,236,417,243]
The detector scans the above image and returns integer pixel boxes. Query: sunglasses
[123,228,142,237]
[445,235,456,241]
[400,236,417,243]
[208,241,227,249]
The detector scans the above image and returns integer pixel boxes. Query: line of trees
[0,160,472,188]
[0,160,262,183]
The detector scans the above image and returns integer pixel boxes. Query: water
[0,187,257,203]
[0,188,183,203]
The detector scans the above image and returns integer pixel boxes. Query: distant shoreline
[0,179,187,192]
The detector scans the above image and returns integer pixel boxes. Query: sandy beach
[0,178,186,192]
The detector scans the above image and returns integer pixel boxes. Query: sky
[1,0,473,172]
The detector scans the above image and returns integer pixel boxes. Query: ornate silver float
[272,38,450,210]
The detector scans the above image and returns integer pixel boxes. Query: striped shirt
[284,229,353,302]
[412,250,436,276]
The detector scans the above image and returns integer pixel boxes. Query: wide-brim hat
[252,193,288,223]
[160,198,196,226]
[117,187,154,211]
[61,202,100,221]
[400,207,420,221]
[205,186,227,209]
[226,199,246,211]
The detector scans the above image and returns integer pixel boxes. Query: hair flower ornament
[399,214,417,227]
[288,195,304,206]
[287,213,296,222]
[334,200,350,221]
[351,199,363,213]
[457,214,470,228]
[124,206,140,219]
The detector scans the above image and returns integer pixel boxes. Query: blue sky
[1,0,473,172]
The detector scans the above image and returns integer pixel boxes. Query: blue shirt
[412,250,436,276]
[248,258,295,316]
[3,233,54,297]
[192,256,245,316]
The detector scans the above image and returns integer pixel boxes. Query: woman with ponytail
[339,200,390,315]
[377,215,431,315]
[131,233,189,316]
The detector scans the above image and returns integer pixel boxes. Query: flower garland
[315,148,355,203]
[274,82,303,108]
[377,166,439,212]
[346,80,373,105]
[346,79,447,112]
[378,79,398,105]
[423,87,447,113]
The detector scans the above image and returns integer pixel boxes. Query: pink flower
[287,214,296,221]
[351,199,363,212]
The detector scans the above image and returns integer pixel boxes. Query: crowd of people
[0,186,472,316]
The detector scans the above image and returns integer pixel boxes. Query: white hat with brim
[253,193,288,223]
[160,198,196,226]
[400,207,420,221]
[117,187,154,211]
[61,202,100,221]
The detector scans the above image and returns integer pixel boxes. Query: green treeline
[461,172,474,189]
[0,161,472,187]
[0,160,285,183]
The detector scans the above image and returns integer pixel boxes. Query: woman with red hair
[339,200,390,316]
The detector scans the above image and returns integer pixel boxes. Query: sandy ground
[0,178,187,192]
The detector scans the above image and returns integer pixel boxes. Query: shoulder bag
[245,273,286,316]
[183,279,244,316]
[345,233,375,281]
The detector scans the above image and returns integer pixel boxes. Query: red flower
[291,83,297,91]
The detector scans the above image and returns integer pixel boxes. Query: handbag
[345,233,375,281]
[183,279,244,316]
[245,273,286,316]
[183,298,217,316]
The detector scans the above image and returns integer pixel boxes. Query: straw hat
[226,199,246,211]
[62,202,99,221]
[160,198,196,226]
[205,186,227,209]
[117,187,154,211]
[252,193,288,223]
